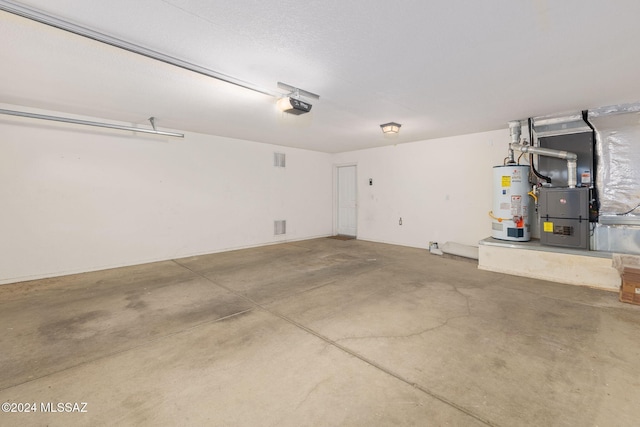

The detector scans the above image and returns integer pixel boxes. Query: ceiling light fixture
[380,122,402,134]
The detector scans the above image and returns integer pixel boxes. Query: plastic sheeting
[589,103,640,218]
[612,252,640,274]
[589,103,640,255]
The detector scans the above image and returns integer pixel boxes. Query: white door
[337,165,357,236]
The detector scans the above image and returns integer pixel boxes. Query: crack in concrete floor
[171,259,498,427]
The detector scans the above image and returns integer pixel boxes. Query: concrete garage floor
[1,238,639,426]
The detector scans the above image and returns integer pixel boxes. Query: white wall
[0,107,333,284]
[0,104,512,285]
[332,129,509,248]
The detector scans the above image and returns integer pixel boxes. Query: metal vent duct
[274,220,286,235]
[532,113,592,137]
[273,153,286,168]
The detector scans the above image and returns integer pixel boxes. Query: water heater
[491,165,531,241]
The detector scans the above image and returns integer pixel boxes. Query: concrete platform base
[479,237,621,291]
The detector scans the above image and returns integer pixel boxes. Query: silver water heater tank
[491,165,531,241]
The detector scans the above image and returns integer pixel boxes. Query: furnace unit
[539,187,590,249]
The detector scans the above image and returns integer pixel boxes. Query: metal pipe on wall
[509,143,578,187]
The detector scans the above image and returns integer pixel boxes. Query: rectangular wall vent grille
[274,220,286,235]
[274,152,286,168]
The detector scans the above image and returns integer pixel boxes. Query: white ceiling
[2,0,640,153]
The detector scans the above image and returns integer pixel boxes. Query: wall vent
[274,220,286,235]
[274,152,286,168]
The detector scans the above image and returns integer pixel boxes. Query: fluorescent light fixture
[380,122,401,134]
